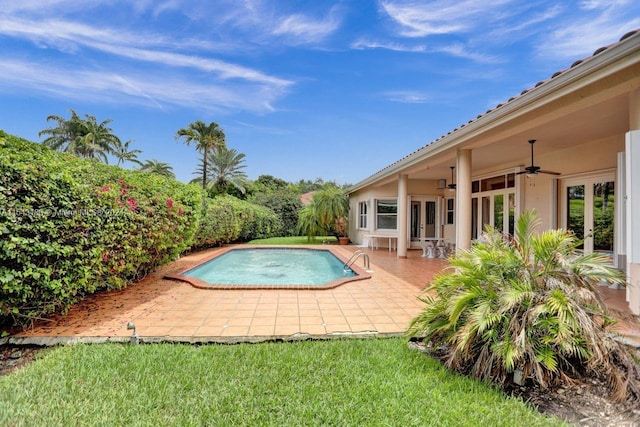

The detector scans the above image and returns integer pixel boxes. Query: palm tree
[198,146,248,194]
[175,121,225,189]
[39,109,121,162]
[296,187,349,240]
[406,210,640,402]
[113,139,142,167]
[139,159,175,179]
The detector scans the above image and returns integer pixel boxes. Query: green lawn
[0,339,565,426]
[249,235,338,245]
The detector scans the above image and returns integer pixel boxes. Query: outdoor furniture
[364,234,398,252]
[418,237,446,258]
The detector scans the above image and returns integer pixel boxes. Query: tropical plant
[113,139,142,166]
[296,187,349,240]
[406,210,640,402]
[139,159,175,178]
[192,146,248,195]
[175,120,225,189]
[39,109,121,162]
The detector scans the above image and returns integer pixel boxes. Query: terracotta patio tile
[248,324,275,335]
[298,324,327,335]
[299,315,324,326]
[346,315,370,325]
[347,323,375,332]
[227,317,254,327]
[324,323,352,333]
[221,326,250,336]
[273,324,302,335]
[140,326,173,336]
[12,245,638,343]
[275,316,299,327]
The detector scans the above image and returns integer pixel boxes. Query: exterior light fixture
[127,322,139,345]
[447,166,456,191]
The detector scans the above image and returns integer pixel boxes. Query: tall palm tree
[139,159,175,179]
[175,120,226,189]
[39,109,121,162]
[113,139,142,167]
[198,146,248,194]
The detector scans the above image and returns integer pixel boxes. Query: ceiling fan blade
[538,170,561,176]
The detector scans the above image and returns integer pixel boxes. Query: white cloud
[535,2,640,59]
[384,90,431,103]
[351,38,426,52]
[271,9,342,44]
[0,60,286,113]
[380,0,513,37]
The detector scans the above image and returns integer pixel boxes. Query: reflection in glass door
[592,181,614,255]
[472,192,516,238]
[566,185,585,250]
[561,175,615,261]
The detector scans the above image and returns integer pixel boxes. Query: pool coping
[164,245,373,290]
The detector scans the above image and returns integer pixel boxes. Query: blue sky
[1,1,639,185]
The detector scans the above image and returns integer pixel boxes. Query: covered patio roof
[349,29,640,192]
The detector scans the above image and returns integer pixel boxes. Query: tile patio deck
[5,245,639,346]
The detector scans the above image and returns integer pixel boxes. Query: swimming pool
[169,247,369,290]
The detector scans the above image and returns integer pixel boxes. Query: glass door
[472,191,516,238]
[561,174,615,261]
[409,197,437,248]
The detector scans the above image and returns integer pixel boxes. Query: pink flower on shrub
[100,186,110,192]
[126,197,138,211]
[177,208,184,216]
[102,253,109,260]
[119,259,125,266]
[166,199,174,210]
[121,188,127,195]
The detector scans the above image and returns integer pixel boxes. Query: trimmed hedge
[1,131,284,329]
[0,131,202,327]
[193,195,282,248]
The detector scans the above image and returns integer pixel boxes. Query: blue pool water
[184,248,356,286]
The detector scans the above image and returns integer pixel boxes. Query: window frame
[357,201,368,230]
[375,199,398,231]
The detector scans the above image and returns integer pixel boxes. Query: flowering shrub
[0,131,202,327]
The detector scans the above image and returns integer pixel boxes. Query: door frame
[559,170,616,264]
[407,195,440,249]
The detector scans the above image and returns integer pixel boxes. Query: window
[473,173,516,194]
[445,198,455,225]
[358,201,368,229]
[376,200,397,230]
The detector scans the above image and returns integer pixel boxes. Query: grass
[0,339,566,426]
[249,235,338,245]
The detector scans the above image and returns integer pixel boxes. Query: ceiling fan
[516,139,560,176]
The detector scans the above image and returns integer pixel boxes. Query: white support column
[626,89,640,315]
[398,174,408,258]
[456,149,472,250]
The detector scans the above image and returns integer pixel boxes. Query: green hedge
[0,131,286,329]
[193,195,281,248]
[0,131,202,327]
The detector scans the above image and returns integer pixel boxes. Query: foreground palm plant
[407,210,640,401]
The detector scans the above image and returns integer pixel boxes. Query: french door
[471,191,516,239]
[560,173,615,261]
[409,197,438,248]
